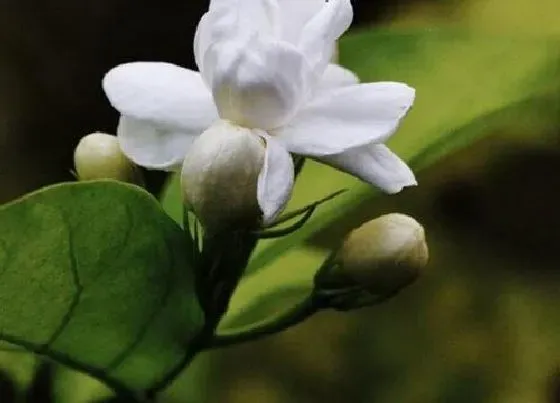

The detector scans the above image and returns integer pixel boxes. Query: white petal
[195,0,280,75]
[194,12,213,71]
[209,37,312,130]
[319,63,359,91]
[103,62,217,132]
[319,144,417,193]
[278,0,325,44]
[117,116,196,171]
[257,134,294,223]
[242,0,280,37]
[298,0,353,77]
[212,0,279,35]
[273,82,415,156]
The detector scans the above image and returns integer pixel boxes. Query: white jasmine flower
[103,0,416,228]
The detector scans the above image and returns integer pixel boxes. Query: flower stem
[145,230,259,399]
[145,161,314,397]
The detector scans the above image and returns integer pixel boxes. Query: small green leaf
[0,181,204,395]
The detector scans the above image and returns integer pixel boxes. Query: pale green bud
[315,213,428,310]
[74,132,142,184]
[181,120,265,233]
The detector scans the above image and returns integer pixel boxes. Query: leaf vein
[43,213,84,349]
[106,242,175,371]
[0,331,143,401]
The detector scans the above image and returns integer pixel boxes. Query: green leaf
[218,247,324,334]
[0,181,204,395]
[246,28,560,274]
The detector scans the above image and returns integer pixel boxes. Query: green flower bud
[315,213,428,310]
[74,132,142,184]
[181,120,265,234]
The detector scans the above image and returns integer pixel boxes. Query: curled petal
[278,0,325,44]
[319,144,417,194]
[194,12,213,71]
[257,134,295,223]
[103,62,217,132]
[273,82,415,156]
[209,38,312,130]
[117,116,196,171]
[299,0,353,77]
[195,0,280,75]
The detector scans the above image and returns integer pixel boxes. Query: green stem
[145,231,258,399]
[209,297,319,349]
[146,163,311,397]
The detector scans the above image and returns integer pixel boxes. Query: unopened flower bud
[181,120,265,233]
[74,132,142,184]
[315,213,428,310]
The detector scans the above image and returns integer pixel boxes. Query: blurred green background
[1,0,560,402]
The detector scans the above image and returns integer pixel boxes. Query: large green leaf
[245,29,560,274]
[0,181,204,395]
